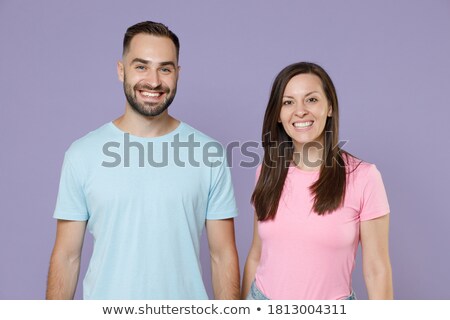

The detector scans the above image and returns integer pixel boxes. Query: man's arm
[361,214,393,299]
[46,219,87,299]
[206,218,240,299]
[241,213,261,299]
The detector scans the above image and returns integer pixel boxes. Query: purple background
[1,0,449,299]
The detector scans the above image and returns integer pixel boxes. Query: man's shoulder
[179,122,223,146]
[65,122,113,158]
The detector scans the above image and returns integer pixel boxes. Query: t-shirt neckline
[107,121,185,141]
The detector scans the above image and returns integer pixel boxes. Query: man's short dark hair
[123,21,180,61]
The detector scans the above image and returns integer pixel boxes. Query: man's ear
[117,61,124,82]
[176,65,181,79]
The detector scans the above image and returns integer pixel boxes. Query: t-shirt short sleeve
[53,152,89,221]
[359,164,390,221]
[205,151,238,220]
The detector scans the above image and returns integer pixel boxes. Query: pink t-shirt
[254,161,390,299]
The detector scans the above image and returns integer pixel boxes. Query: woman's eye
[282,100,293,105]
[306,97,318,103]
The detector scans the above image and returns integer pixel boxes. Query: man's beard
[123,75,177,117]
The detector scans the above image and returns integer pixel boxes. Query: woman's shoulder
[343,153,383,183]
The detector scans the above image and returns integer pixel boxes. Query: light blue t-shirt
[54,122,238,299]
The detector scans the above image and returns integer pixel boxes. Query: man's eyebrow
[131,58,150,65]
[159,61,176,67]
[130,58,176,68]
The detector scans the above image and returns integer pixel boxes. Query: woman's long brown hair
[251,62,348,220]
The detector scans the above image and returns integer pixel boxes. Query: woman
[242,62,393,300]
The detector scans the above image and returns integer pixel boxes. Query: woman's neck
[292,142,324,172]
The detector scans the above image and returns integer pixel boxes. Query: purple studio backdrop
[1,0,449,299]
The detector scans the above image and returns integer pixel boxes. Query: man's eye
[160,67,172,73]
[136,65,146,70]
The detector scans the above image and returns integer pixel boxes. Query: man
[46,21,240,299]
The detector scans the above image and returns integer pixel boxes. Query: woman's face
[279,73,332,152]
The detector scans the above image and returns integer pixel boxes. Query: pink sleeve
[360,165,390,221]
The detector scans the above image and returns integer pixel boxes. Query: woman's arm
[360,213,393,299]
[241,213,262,299]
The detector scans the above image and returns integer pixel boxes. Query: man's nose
[145,68,161,88]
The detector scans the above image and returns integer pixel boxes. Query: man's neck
[113,107,180,138]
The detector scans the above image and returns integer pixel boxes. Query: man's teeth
[141,92,160,97]
[294,121,313,128]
